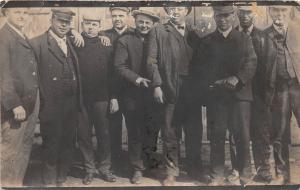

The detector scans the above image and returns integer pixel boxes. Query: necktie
[58,38,68,56]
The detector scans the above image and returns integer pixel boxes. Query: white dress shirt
[49,30,68,56]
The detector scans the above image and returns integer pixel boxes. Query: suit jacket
[262,20,300,105]
[194,28,257,102]
[0,24,38,123]
[101,27,133,99]
[30,29,83,121]
[114,29,147,111]
[146,22,200,103]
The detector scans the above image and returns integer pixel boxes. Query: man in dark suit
[146,5,203,185]
[102,7,131,172]
[198,5,257,185]
[0,8,39,187]
[75,13,116,185]
[235,4,272,183]
[262,6,300,184]
[114,8,159,184]
[30,8,82,186]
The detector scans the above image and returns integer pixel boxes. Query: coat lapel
[5,24,31,49]
[47,31,66,64]
[165,22,183,43]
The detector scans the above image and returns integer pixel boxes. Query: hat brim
[163,7,192,15]
[132,10,160,22]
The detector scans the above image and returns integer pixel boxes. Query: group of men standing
[1,2,299,187]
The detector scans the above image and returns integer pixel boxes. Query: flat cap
[164,6,192,15]
[238,2,257,11]
[52,8,75,21]
[82,13,101,22]
[213,6,235,14]
[109,7,130,13]
[132,7,160,22]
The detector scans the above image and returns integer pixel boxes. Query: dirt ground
[21,134,300,188]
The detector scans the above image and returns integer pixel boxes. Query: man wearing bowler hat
[235,4,272,183]
[114,7,159,184]
[197,5,257,185]
[146,4,204,185]
[31,8,82,186]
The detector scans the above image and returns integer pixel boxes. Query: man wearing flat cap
[262,5,300,184]
[113,7,159,184]
[30,8,82,186]
[101,7,132,172]
[74,13,117,185]
[195,5,257,185]
[146,5,204,185]
[235,4,273,183]
[0,8,39,187]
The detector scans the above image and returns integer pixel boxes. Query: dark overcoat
[193,28,257,102]
[146,22,199,104]
[114,29,147,111]
[30,30,83,121]
[0,24,38,123]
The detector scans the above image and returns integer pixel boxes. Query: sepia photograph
[0,0,300,189]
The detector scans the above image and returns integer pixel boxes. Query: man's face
[238,9,255,28]
[214,12,235,31]
[166,7,188,25]
[6,8,29,30]
[82,20,101,38]
[111,10,128,30]
[51,16,71,38]
[269,6,292,27]
[135,14,154,35]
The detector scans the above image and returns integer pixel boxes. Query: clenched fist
[12,106,26,121]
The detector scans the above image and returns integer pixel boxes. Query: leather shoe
[99,171,117,182]
[162,175,175,186]
[131,171,143,184]
[82,173,94,185]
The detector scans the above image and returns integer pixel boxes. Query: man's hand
[99,36,112,46]
[71,29,85,47]
[153,87,164,104]
[224,76,239,90]
[110,99,119,114]
[12,106,26,121]
[135,77,151,88]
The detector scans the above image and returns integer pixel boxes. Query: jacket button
[53,77,57,81]
[32,72,36,76]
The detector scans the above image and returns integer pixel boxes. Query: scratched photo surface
[0,1,300,188]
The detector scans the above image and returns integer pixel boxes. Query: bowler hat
[132,7,160,22]
[52,8,75,21]
[109,7,130,13]
[213,6,235,15]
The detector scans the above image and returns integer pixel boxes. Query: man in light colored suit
[262,5,300,184]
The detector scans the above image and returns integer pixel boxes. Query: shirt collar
[114,26,128,35]
[238,24,254,35]
[170,21,186,30]
[49,29,67,43]
[218,26,233,38]
[7,22,26,39]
